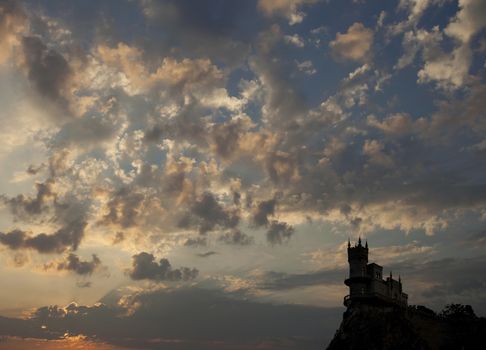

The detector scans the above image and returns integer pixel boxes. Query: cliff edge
[326,303,486,350]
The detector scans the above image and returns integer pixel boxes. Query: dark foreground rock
[327,303,486,350]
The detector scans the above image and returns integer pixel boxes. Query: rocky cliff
[326,303,486,350]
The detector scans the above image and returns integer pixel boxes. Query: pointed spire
[390,271,393,279]
[365,240,368,249]
[348,237,351,248]
[358,236,362,246]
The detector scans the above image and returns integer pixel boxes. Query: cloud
[330,23,373,62]
[266,150,302,184]
[189,192,240,234]
[256,269,344,291]
[96,43,227,98]
[210,117,252,160]
[218,229,254,246]
[395,1,486,90]
[196,251,218,258]
[53,253,102,276]
[257,0,318,25]
[417,44,472,90]
[128,252,199,282]
[99,187,145,229]
[0,220,87,254]
[51,99,122,150]
[20,35,71,107]
[396,0,439,26]
[251,24,307,126]
[184,237,208,247]
[362,139,394,167]
[252,198,276,227]
[0,0,27,64]
[139,0,255,65]
[112,231,125,244]
[466,230,486,246]
[296,60,316,75]
[0,287,342,350]
[395,27,443,70]
[2,179,56,218]
[390,255,486,312]
[367,113,426,136]
[26,163,46,175]
[266,220,295,245]
[445,0,486,43]
[284,34,305,47]
[76,281,93,288]
[429,84,486,134]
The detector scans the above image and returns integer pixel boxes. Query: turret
[345,237,370,301]
[347,237,368,278]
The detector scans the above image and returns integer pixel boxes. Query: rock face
[326,303,486,350]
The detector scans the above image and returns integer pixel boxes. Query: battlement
[347,239,368,262]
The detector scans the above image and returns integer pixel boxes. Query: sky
[0,0,485,349]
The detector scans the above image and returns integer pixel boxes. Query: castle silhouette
[344,238,408,307]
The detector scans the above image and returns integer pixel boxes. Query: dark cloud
[55,253,101,275]
[30,302,117,324]
[128,252,199,282]
[21,35,71,105]
[139,0,258,65]
[252,198,276,227]
[190,192,239,234]
[196,251,218,258]
[143,125,164,142]
[249,198,295,245]
[429,84,486,136]
[211,121,243,159]
[26,163,46,175]
[265,150,301,184]
[113,231,125,244]
[266,220,294,245]
[0,287,341,350]
[2,179,56,218]
[99,187,145,228]
[0,220,86,254]
[143,101,211,148]
[218,229,254,246]
[232,191,241,206]
[389,255,486,314]
[251,25,307,127]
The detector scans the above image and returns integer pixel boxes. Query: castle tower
[343,239,408,307]
[344,237,369,298]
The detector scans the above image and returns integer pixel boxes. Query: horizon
[0,1,485,349]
